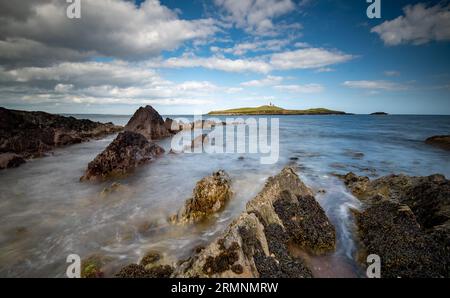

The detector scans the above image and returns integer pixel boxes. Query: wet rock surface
[124,105,171,140]
[425,135,450,151]
[0,153,26,169]
[0,107,122,169]
[172,167,335,278]
[81,255,109,278]
[80,131,164,182]
[164,118,182,134]
[171,170,233,224]
[341,172,450,277]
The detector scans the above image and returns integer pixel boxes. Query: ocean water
[0,114,449,277]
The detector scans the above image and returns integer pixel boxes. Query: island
[370,112,389,115]
[208,105,348,116]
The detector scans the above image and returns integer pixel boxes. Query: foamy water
[0,114,449,277]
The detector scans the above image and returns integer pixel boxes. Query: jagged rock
[246,167,335,255]
[174,167,335,278]
[80,131,164,182]
[192,120,225,129]
[124,106,171,140]
[0,107,122,167]
[425,135,450,151]
[0,153,25,169]
[171,170,233,224]
[164,118,182,134]
[341,172,450,277]
[338,172,371,200]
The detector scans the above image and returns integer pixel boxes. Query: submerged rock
[171,170,233,224]
[425,135,450,151]
[341,172,450,278]
[140,251,162,267]
[81,255,108,278]
[125,105,171,140]
[80,131,164,182]
[174,167,336,278]
[0,153,25,169]
[0,107,122,168]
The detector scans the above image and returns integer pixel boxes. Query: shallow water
[0,114,449,277]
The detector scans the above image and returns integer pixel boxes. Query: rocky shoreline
[0,107,122,170]
[340,172,449,278]
[1,105,449,278]
[105,167,449,279]
[109,167,337,278]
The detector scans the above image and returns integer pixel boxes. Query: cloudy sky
[0,0,449,115]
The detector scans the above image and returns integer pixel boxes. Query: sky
[0,0,449,115]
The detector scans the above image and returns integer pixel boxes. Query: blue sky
[0,0,449,114]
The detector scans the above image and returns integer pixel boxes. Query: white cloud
[240,75,283,87]
[343,80,408,91]
[315,67,335,73]
[218,39,291,55]
[149,55,273,73]
[214,0,297,35]
[270,48,354,70]
[384,70,400,77]
[274,83,324,93]
[54,84,74,93]
[0,61,231,106]
[371,3,450,46]
[0,0,218,66]
[151,47,354,73]
[294,42,311,48]
[0,61,164,87]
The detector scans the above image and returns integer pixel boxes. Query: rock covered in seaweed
[115,264,174,278]
[171,170,233,224]
[341,172,450,278]
[174,167,336,278]
[124,105,171,140]
[80,131,164,182]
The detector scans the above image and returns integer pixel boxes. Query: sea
[0,114,449,277]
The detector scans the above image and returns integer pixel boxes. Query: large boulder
[425,135,450,151]
[125,106,171,140]
[174,167,336,278]
[171,170,233,224]
[80,131,164,182]
[341,172,450,277]
[0,107,122,167]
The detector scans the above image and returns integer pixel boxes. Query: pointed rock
[125,105,171,140]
